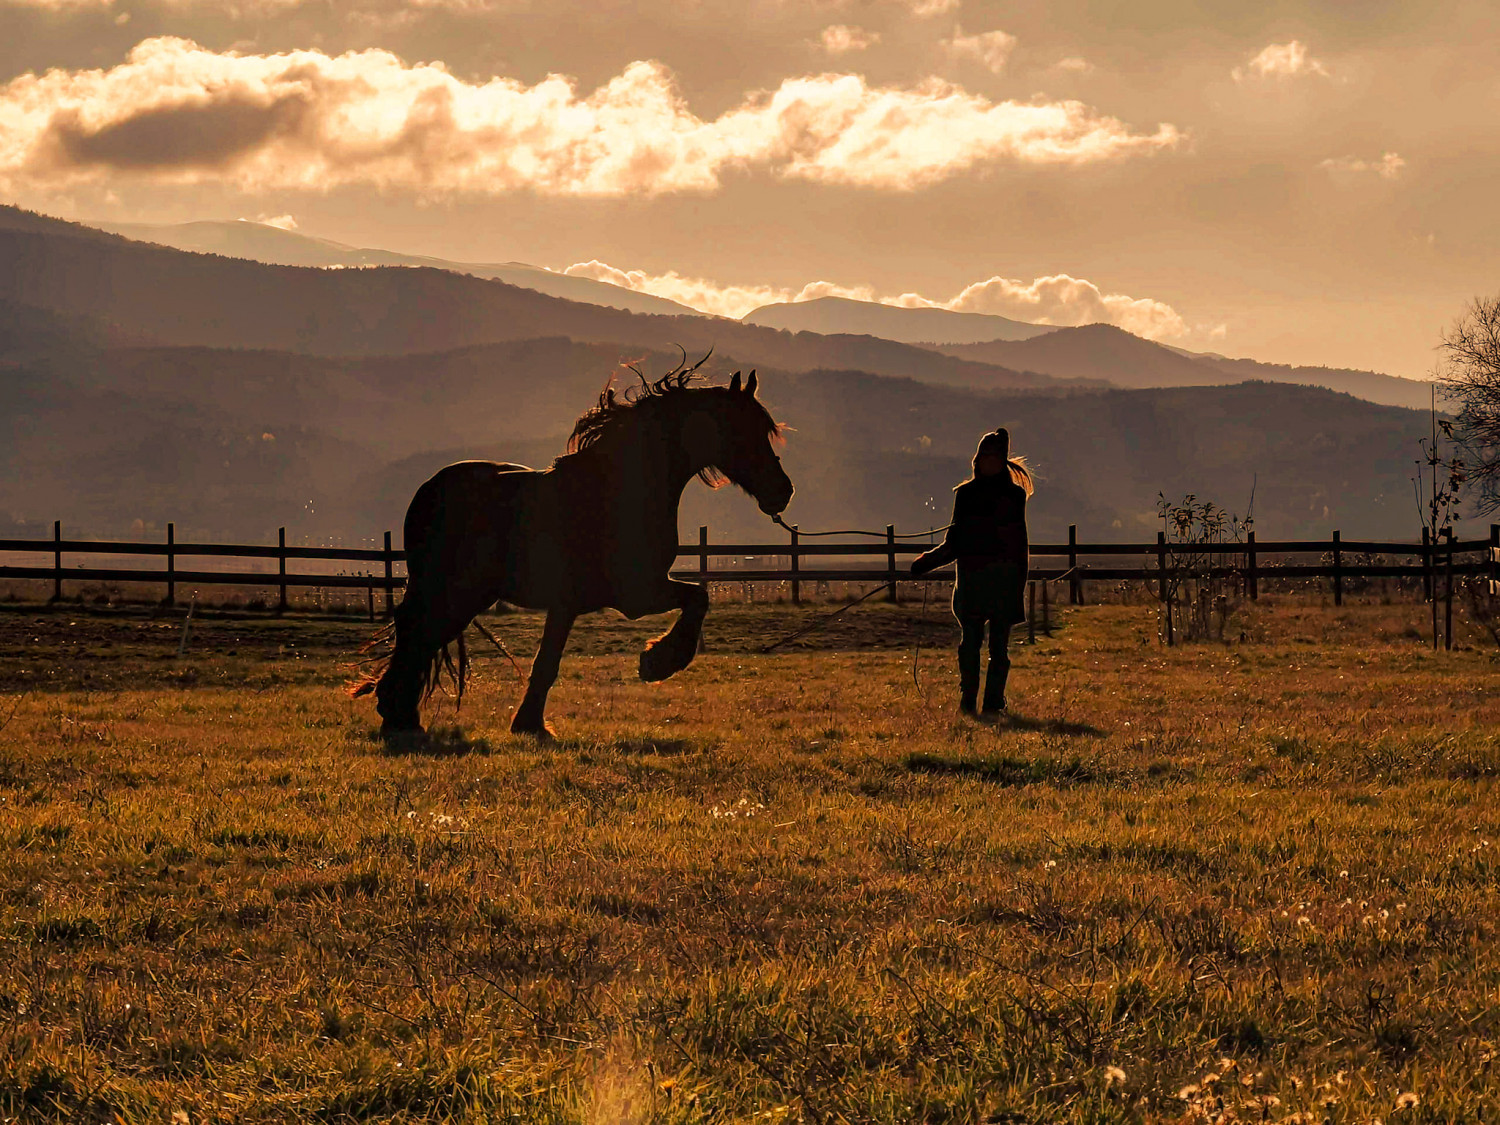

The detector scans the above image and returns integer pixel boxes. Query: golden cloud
[0,37,1181,196]
[818,25,880,54]
[564,259,1191,339]
[941,273,1188,338]
[941,28,1017,74]
[1233,40,1330,82]
[1319,152,1405,180]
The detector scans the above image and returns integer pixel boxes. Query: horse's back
[405,460,537,576]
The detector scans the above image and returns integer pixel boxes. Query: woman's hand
[911,551,936,576]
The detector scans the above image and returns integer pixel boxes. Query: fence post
[277,528,288,614]
[383,531,395,618]
[1027,581,1036,643]
[789,524,800,606]
[1491,523,1499,597]
[1332,529,1342,607]
[51,520,62,603]
[1421,527,1432,601]
[1445,527,1455,651]
[1156,530,1168,605]
[1158,531,1175,646]
[698,525,710,652]
[1246,530,1258,601]
[886,524,898,604]
[1068,523,1080,605]
[165,522,176,607]
[1042,576,1052,636]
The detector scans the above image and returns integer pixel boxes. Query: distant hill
[94,218,709,319]
[940,323,1435,410]
[0,206,1060,393]
[1190,352,1438,412]
[744,295,1054,344]
[0,317,1434,543]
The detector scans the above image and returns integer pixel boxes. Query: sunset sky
[2,0,1495,377]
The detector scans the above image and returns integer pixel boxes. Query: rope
[771,513,950,539]
[471,619,526,681]
[754,515,1079,656]
[760,584,888,653]
[911,575,931,690]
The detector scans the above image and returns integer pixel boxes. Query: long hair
[1004,455,1035,497]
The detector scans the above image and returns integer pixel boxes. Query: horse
[351,360,794,737]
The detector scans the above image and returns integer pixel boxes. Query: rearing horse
[353,361,793,736]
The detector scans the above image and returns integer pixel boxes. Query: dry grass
[0,597,1496,1122]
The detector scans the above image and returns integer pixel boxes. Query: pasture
[0,597,1497,1122]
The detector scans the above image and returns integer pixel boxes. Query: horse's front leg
[626,578,709,683]
[510,608,576,737]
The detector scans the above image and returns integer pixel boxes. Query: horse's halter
[694,372,793,515]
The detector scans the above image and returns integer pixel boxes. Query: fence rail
[1,520,1496,611]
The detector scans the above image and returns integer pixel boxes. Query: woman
[911,428,1033,715]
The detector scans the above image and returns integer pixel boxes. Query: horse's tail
[429,631,471,704]
[346,621,395,698]
[344,621,472,704]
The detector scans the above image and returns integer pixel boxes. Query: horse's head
[686,371,794,515]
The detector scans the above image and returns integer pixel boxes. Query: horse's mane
[566,353,780,488]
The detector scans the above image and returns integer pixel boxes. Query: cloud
[0,37,1181,196]
[565,259,1190,338]
[244,212,297,228]
[1319,151,1405,179]
[944,273,1188,338]
[906,0,960,16]
[1233,40,1330,82]
[941,28,1017,74]
[1052,57,1094,75]
[818,24,879,54]
[563,260,876,317]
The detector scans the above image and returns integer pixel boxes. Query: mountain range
[0,208,1066,393]
[0,204,1445,545]
[939,324,1434,411]
[94,218,708,319]
[743,295,1052,344]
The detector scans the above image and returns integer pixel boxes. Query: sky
[1,0,1496,377]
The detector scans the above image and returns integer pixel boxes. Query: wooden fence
[1,520,1496,612]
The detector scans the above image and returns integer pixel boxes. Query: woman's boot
[958,619,982,714]
[982,655,1009,715]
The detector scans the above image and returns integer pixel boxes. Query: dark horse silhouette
[352,360,793,737]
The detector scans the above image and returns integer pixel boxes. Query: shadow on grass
[905,751,1115,787]
[550,733,712,757]
[378,726,497,756]
[981,711,1105,737]
[603,735,705,756]
[375,727,710,758]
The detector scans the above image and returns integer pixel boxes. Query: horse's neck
[597,413,699,517]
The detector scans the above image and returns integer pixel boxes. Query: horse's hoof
[510,717,555,740]
[640,637,693,682]
[639,646,671,683]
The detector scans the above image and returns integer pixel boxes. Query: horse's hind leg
[375,592,438,734]
[511,609,576,737]
[379,579,502,735]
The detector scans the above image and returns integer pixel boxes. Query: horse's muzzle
[757,480,794,516]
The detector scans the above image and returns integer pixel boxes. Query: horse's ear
[729,372,742,393]
[745,370,758,396]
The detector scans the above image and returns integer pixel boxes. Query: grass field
[0,596,1497,1123]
